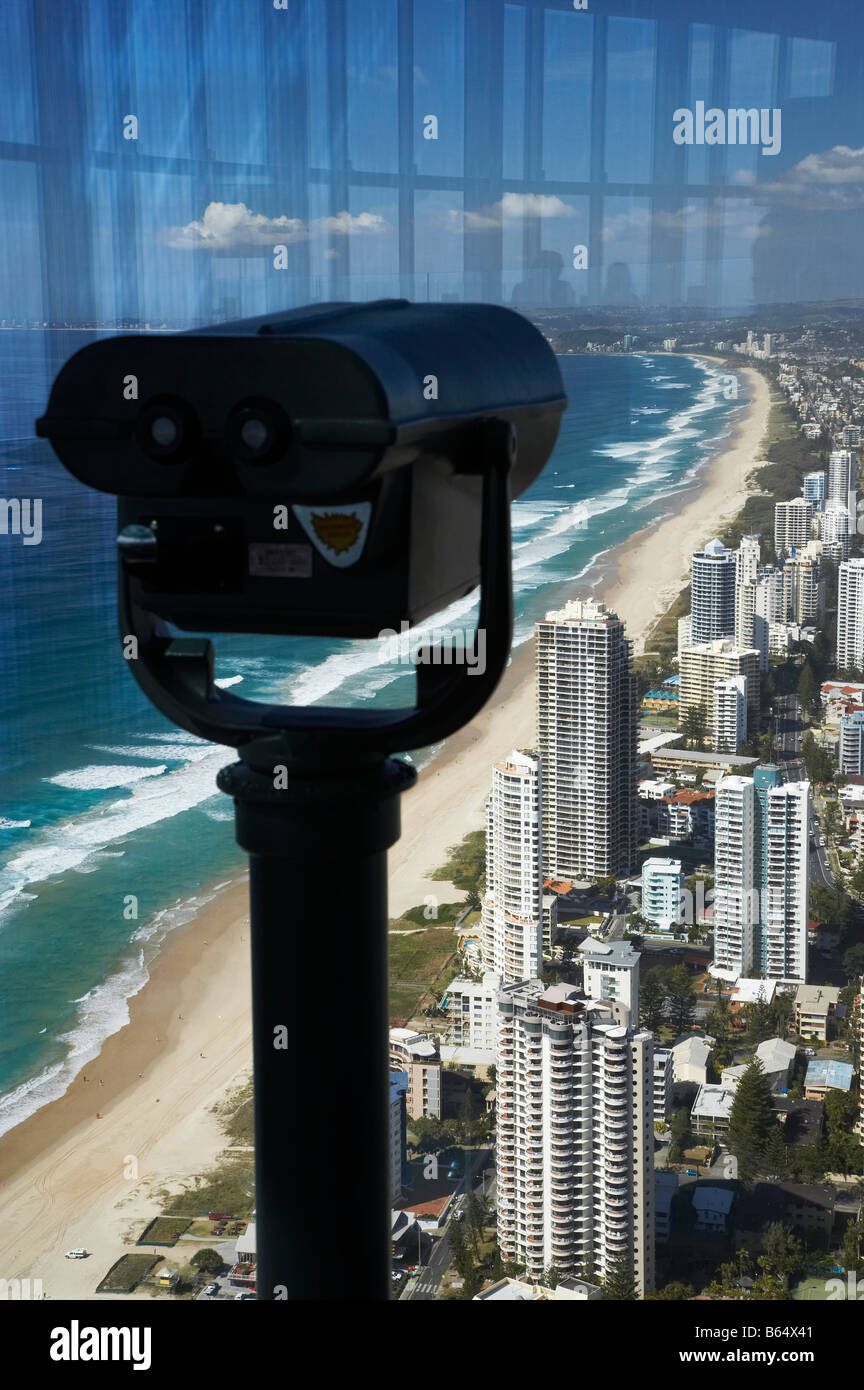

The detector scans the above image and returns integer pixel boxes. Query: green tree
[758,1223,805,1287]
[449,1220,474,1281]
[668,1106,691,1164]
[601,1251,638,1301]
[190,1248,223,1273]
[726,1058,777,1185]
[842,943,864,981]
[665,965,696,1034]
[639,969,668,1031]
[681,701,709,751]
[825,1087,859,1135]
[542,1264,563,1290]
[646,1281,694,1301]
[763,1123,789,1179]
[801,732,834,785]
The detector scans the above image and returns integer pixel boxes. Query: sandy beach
[0,363,771,1296]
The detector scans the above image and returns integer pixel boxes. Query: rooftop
[805,1059,853,1091]
[692,1084,736,1120]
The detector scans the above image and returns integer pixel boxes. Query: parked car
[803,1047,817,1057]
[64,1249,89,1259]
[203,1283,219,1296]
[684,1169,698,1176]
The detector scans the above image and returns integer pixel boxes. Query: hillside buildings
[495,980,654,1295]
[536,600,637,881]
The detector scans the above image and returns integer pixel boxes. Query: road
[402,1147,495,1302]
[773,693,802,763]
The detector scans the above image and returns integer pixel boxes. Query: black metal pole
[217,753,417,1300]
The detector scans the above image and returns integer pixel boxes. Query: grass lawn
[96,1254,158,1294]
[389,925,457,1024]
[136,1216,192,1246]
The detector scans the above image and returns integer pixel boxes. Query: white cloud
[759,145,864,208]
[448,192,582,232]
[166,201,389,250]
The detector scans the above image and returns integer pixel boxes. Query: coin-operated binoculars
[38,299,566,1299]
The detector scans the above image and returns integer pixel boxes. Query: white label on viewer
[248,543,312,578]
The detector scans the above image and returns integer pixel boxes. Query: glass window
[542,10,593,183]
[502,5,526,180]
[414,190,463,300]
[347,186,400,299]
[725,29,780,185]
[306,0,330,169]
[132,0,194,159]
[203,0,267,163]
[347,0,399,174]
[0,161,43,327]
[605,18,656,184]
[0,0,36,143]
[787,37,835,100]
[414,0,464,176]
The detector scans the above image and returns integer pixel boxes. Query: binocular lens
[151,416,179,448]
[227,400,291,465]
[240,418,271,452]
[135,397,198,463]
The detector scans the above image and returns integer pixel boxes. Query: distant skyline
[2,0,864,326]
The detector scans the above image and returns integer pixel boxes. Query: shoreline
[0,363,772,1293]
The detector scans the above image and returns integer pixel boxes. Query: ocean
[0,334,744,1134]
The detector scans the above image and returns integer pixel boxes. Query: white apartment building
[677,612,693,660]
[774,498,813,556]
[839,710,864,777]
[827,448,857,507]
[691,539,736,643]
[653,1048,673,1122]
[536,600,637,881]
[817,501,852,563]
[578,937,641,1015]
[713,675,747,753]
[388,1028,442,1119]
[445,972,501,1054]
[783,547,823,625]
[803,471,826,511]
[679,641,759,747]
[495,980,654,1294]
[734,535,760,654]
[480,749,543,983]
[641,857,684,931]
[837,557,864,672]
[711,767,810,985]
